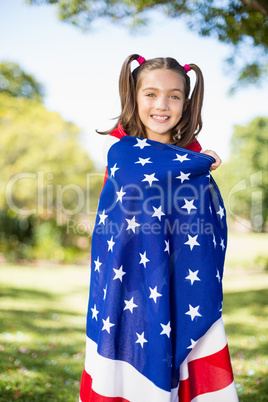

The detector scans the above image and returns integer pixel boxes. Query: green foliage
[0,62,44,101]
[0,92,99,216]
[213,117,268,231]
[0,209,91,263]
[26,0,268,87]
[0,65,103,263]
[0,210,36,261]
[31,218,91,264]
[254,254,268,271]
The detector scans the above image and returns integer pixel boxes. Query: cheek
[142,99,153,114]
[137,101,145,124]
[137,97,149,117]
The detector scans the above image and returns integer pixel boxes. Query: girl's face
[136,69,185,144]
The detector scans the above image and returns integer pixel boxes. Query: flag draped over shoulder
[80,136,238,402]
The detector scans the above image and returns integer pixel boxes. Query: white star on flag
[160,321,171,338]
[135,157,152,166]
[216,269,221,283]
[164,240,170,254]
[91,304,99,321]
[149,286,162,303]
[113,265,126,282]
[103,285,107,300]
[162,352,172,368]
[139,251,150,268]
[185,304,202,321]
[94,256,102,272]
[98,210,108,225]
[152,205,165,221]
[212,233,217,248]
[107,236,115,252]
[135,332,148,348]
[116,187,126,203]
[102,316,115,333]
[220,238,225,250]
[187,339,198,349]
[110,163,119,177]
[181,199,197,214]
[185,269,201,285]
[134,138,151,149]
[126,216,141,233]
[217,206,225,219]
[176,171,191,183]
[173,153,190,162]
[184,234,200,250]
[142,173,159,186]
[124,297,138,313]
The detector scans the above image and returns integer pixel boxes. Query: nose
[155,96,169,111]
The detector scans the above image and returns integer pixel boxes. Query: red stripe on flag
[80,368,130,402]
[80,368,92,402]
[178,377,191,402]
[179,344,234,401]
[111,125,126,139]
[116,123,127,139]
[100,167,109,193]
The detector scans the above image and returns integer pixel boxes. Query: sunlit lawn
[0,264,89,401]
[0,232,267,401]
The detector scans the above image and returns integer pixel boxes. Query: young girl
[80,54,238,402]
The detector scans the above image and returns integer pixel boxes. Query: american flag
[80,135,238,401]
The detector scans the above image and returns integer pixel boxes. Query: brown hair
[97,54,204,148]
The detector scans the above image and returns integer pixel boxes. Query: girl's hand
[203,150,222,170]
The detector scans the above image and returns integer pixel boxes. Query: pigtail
[176,64,204,148]
[119,54,140,129]
[97,54,142,136]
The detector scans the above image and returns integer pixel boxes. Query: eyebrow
[141,87,183,93]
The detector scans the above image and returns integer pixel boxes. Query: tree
[0,92,102,222]
[213,117,268,232]
[0,63,103,261]
[26,0,268,89]
[0,62,44,101]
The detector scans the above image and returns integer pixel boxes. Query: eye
[170,95,180,100]
[146,93,155,97]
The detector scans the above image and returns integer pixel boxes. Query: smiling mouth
[151,115,170,121]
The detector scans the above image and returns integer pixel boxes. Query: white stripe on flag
[83,318,238,402]
[84,336,171,402]
[178,318,238,402]
[188,318,228,361]
[179,318,227,381]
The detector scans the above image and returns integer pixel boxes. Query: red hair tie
[137,56,146,65]
[184,64,191,73]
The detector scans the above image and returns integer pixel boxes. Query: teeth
[152,115,169,121]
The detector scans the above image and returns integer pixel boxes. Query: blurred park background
[0,0,267,400]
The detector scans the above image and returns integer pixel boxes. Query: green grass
[0,264,89,401]
[223,274,268,401]
[0,232,267,401]
[225,231,268,271]
[223,232,268,401]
